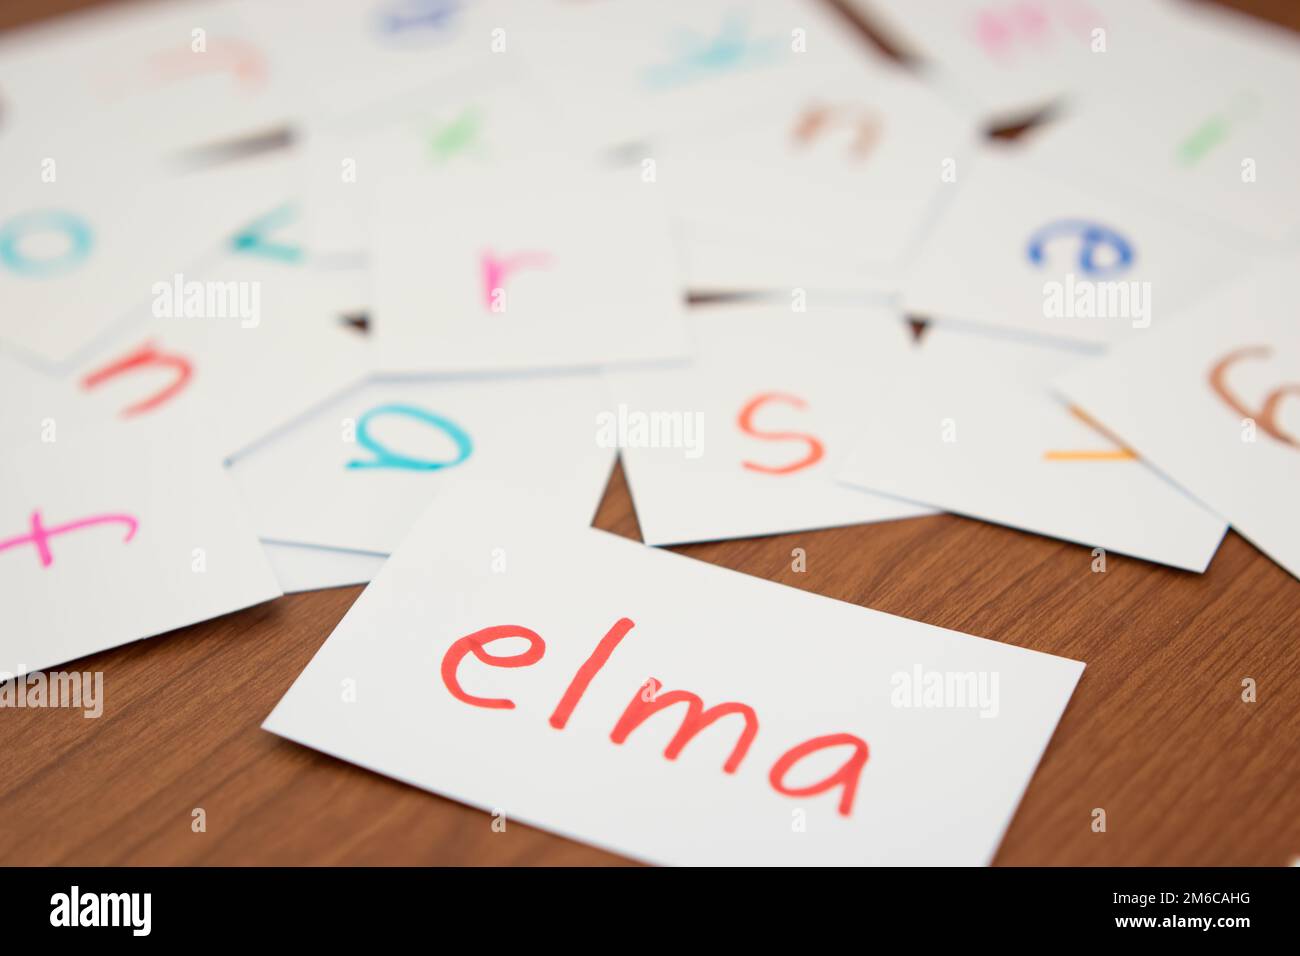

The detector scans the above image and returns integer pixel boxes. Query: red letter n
[81,340,193,417]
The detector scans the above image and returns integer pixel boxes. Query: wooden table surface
[2,0,1297,866]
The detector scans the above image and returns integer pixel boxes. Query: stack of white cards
[2,0,1296,866]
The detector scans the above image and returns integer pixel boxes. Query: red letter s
[737,391,825,475]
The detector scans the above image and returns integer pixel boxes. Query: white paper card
[263,542,386,594]
[901,153,1254,347]
[1056,258,1300,580]
[246,0,517,120]
[517,0,891,149]
[303,65,571,258]
[371,169,689,373]
[62,199,369,461]
[0,425,281,677]
[608,304,932,546]
[0,154,293,366]
[0,0,291,160]
[1021,11,1300,244]
[658,65,975,273]
[842,0,1185,123]
[674,223,896,297]
[231,372,616,554]
[265,502,1084,865]
[839,328,1227,570]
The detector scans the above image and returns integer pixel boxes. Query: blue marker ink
[1026,219,1134,279]
[347,403,473,471]
[230,203,303,263]
[376,0,460,37]
[643,14,779,89]
[0,210,93,277]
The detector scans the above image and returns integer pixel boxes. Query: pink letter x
[0,509,139,568]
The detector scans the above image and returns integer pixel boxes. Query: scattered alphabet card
[1055,257,1300,581]
[515,0,892,150]
[1021,15,1300,244]
[230,372,616,554]
[607,304,933,546]
[65,222,371,462]
[246,0,519,121]
[0,153,294,367]
[303,64,572,259]
[841,0,1186,124]
[0,0,292,160]
[264,502,1085,866]
[900,153,1254,348]
[838,328,1227,571]
[673,222,897,298]
[0,424,281,678]
[657,65,976,274]
[371,169,690,374]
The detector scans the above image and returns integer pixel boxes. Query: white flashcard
[901,153,1254,348]
[1022,6,1300,244]
[842,0,1184,123]
[838,328,1227,571]
[0,151,295,367]
[0,0,292,159]
[516,0,892,150]
[246,0,516,121]
[0,351,108,447]
[674,223,896,298]
[1056,257,1300,581]
[607,304,932,546]
[262,542,386,594]
[304,66,573,259]
[0,425,281,678]
[371,170,689,374]
[658,65,976,274]
[230,372,616,554]
[63,200,371,461]
[264,501,1085,866]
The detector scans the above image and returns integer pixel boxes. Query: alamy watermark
[1043,273,1151,329]
[890,665,999,718]
[0,669,103,718]
[152,272,261,328]
[596,404,705,459]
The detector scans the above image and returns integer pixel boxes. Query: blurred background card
[0,0,292,160]
[0,151,296,367]
[901,152,1254,348]
[1021,12,1300,244]
[517,0,893,150]
[302,66,574,260]
[60,185,371,462]
[842,0,1189,124]
[838,327,1227,570]
[657,65,976,278]
[371,169,689,373]
[1056,257,1300,581]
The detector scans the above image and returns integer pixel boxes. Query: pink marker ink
[480,249,553,311]
[0,510,139,568]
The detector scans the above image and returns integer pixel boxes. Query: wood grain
[1,0,1297,866]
